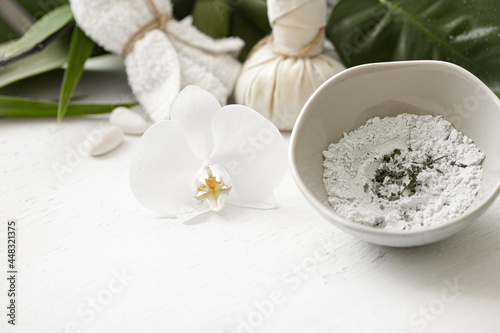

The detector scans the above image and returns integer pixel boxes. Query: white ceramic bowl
[290,60,500,247]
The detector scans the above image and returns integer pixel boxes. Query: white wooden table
[1,56,500,333]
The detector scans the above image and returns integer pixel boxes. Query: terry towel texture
[70,0,244,121]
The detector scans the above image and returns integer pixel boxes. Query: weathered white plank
[1,117,499,333]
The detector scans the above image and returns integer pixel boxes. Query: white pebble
[109,107,149,135]
[87,124,124,156]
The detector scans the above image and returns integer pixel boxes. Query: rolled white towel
[70,0,244,122]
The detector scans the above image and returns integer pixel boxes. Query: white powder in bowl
[322,114,484,231]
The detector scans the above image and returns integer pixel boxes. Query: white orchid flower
[130,85,288,220]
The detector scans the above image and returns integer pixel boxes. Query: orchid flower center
[193,164,232,212]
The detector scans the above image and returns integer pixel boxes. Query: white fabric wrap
[70,0,243,122]
[234,0,345,130]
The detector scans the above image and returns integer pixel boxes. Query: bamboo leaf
[0,22,74,70]
[4,4,73,58]
[0,0,70,43]
[16,0,69,18]
[57,26,95,121]
[0,95,137,117]
[0,36,70,88]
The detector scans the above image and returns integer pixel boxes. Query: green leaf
[4,4,73,58]
[230,11,262,61]
[0,36,70,88]
[0,20,17,44]
[327,0,500,96]
[57,26,95,121]
[0,0,70,43]
[16,0,69,18]
[230,0,270,61]
[172,0,196,20]
[193,0,231,38]
[0,95,137,117]
[235,0,270,34]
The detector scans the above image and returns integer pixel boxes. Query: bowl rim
[289,60,500,237]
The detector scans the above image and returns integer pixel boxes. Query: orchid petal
[210,105,288,208]
[130,121,201,216]
[170,85,220,159]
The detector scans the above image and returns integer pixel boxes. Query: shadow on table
[367,213,500,298]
